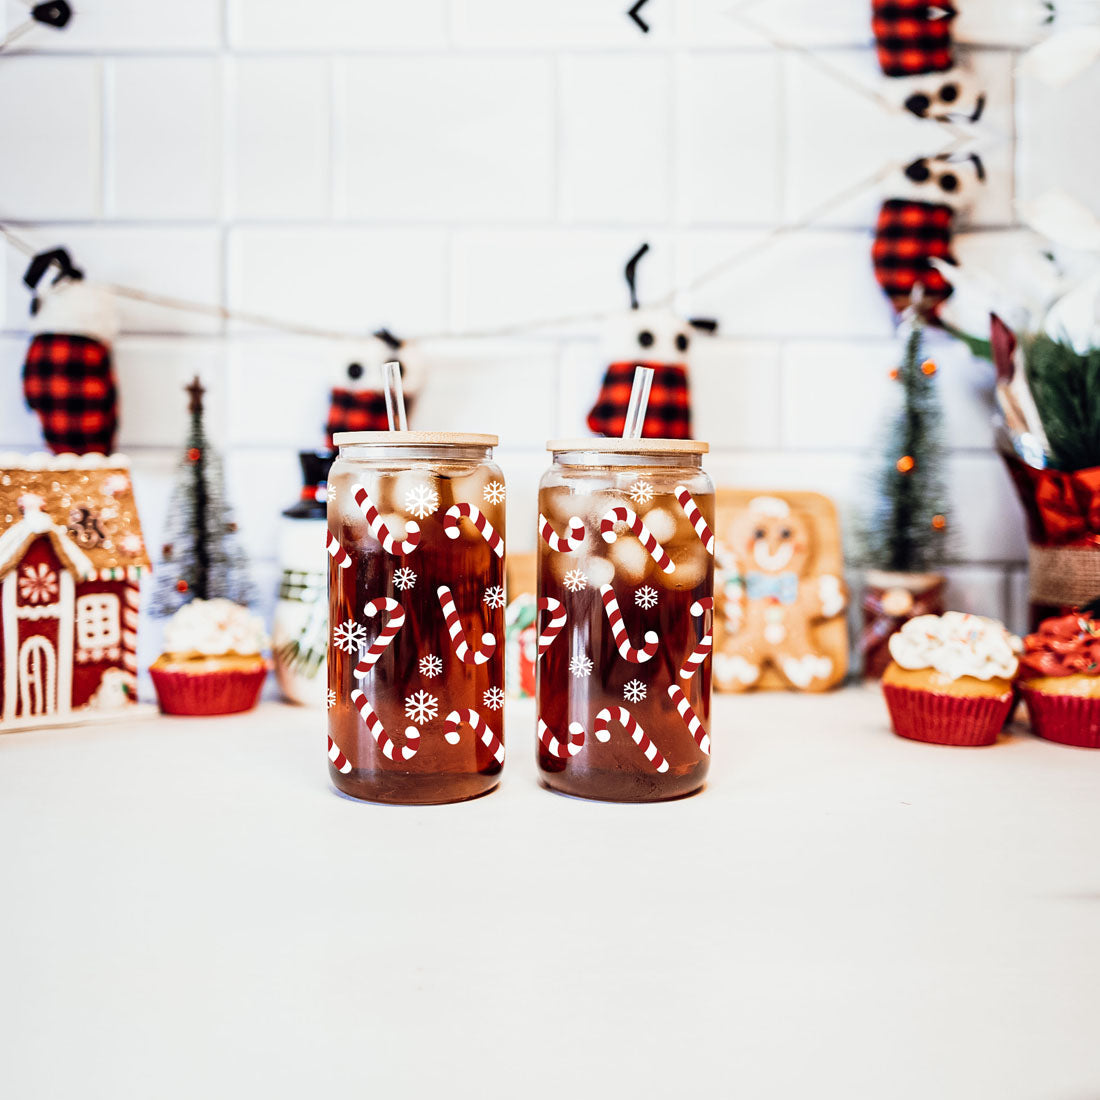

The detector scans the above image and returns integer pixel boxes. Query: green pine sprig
[1024,333,1100,472]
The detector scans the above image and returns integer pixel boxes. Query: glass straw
[383,360,408,431]
[622,365,654,439]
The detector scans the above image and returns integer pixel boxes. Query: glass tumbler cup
[327,432,506,804]
[536,439,714,801]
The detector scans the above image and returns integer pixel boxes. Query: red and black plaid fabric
[872,198,956,317]
[325,388,418,445]
[872,0,956,77]
[586,361,692,440]
[23,334,117,455]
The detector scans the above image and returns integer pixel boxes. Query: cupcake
[1018,612,1100,748]
[881,612,1020,746]
[150,598,270,716]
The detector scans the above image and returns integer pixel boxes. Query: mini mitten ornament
[325,329,426,444]
[586,244,716,439]
[873,153,986,318]
[22,249,120,455]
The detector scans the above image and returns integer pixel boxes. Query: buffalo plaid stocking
[586,361,692,440]
[23,333,118,455]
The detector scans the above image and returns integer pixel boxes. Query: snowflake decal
[629,480,654,506]
[623,679,647,703]
[635,586,659,610]
[569,654,594,678]
[394,566,417,592]
[483,686,506,711]
[483,585,506,609]
[483,481,506,505]
[326,688,337,710]
[405,690,439,725]
[18,563,59,605]
[404,483,440,520]
[332,619,367,653]
[419,654,443,678]
[563,568,588,593]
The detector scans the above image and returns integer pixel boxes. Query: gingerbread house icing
[0,453,150,727]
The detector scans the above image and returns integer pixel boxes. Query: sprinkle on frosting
[1019,612,1100,678]
[163,597,269,658]
[888,612,1020,681]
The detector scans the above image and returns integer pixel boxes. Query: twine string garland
[0,0,986,352]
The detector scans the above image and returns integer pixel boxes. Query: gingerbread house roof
[0,453,151,582]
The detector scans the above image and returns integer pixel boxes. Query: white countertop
[1,690,1098,1099]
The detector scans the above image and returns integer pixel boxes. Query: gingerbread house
[0,454,150,729]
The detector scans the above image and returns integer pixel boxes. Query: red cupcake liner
[1021,686,1100,749]
[150,664,267,716]
[882,682,1014,747]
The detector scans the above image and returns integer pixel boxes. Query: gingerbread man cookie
[715,495,848,692]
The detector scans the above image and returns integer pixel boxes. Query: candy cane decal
[444,503,505,559]
[537,596,566,661]
[351,483,421,555]
[538,513,586,553]
[678,597,713,681]
[326,529,351,569]
[437,585,497,665]
[593,706,668,773]
[675,486,715,555]
[667,685,711,755]
[350,689,421,762]
[354,597,406,677]
[444,708,505,765]
[600,505,675,574]
[599,584,659,664]
[327,735,353,774]
[537,718,586,759]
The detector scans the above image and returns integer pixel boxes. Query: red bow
[1005,455,1100,546]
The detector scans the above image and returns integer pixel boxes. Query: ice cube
[586,556,615,588]
[642,505,679,543]
[380,511,419,544]
[608,538,651,585]
[666,546,709,590]
[390,471,442,518]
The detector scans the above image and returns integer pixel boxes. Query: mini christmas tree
[152,376,255,616]
[861,308,951,573]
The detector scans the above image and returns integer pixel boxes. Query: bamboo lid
[333,431,499,447]
[547,438,708,455]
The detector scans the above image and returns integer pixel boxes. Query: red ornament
[921,360,937,376]
[896,455,915,474]
[176,579,189,593]
[931,514,947,530]
[187,447,201,463]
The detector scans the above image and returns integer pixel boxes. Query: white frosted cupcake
[882,612,1020,746]
[150,598,269,716]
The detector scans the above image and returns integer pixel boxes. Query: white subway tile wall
[0,0,1031,649]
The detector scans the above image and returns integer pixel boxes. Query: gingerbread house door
[18,634,56,716]
[2,553,75,722]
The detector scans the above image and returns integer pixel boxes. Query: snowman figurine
[587,243,716,440]
[324,329,427,445]
[873,152,987,318]
[22,248,120,455]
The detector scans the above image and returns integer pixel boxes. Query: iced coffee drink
[536,439,714,801]
[327,432,506,804]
